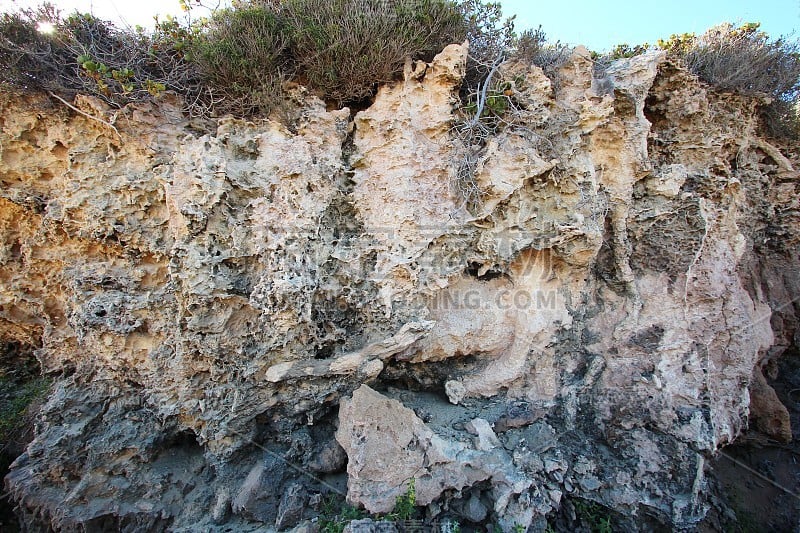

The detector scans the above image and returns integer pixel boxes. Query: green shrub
[656,31,695,57]
[191,4,290,115]
[387,477,417,521]
[672,23,800,99]
[573,499,613,533]
[188,0,467,112]
[591,42,650,78]
[457,0,515,93]
[317,480,417,532]
[512,25,571,76]
[513,25,547,62]
[459,0,513,59]
[281,0,465,103]
[319,493,365,533]
[604,42,649,60]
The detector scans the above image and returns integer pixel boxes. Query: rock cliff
[0,43,797,531]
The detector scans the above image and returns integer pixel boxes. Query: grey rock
[458,493,488,523]
[276,483,308,530]
[308,440,347,474]
[494,402,545,432]
[289,520,319,533]
[232,462,266,517]
[211,489,231,525]
[578,476,602,492]
[520,423,557,454]
[465,418,501,451]
[336,385,531,524]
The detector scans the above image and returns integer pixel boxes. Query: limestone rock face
[0,42,797,531]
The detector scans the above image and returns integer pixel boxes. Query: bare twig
[224,425,347,497]
[719,450,800,501]
[468,53,504,130]
[48,91,122,141]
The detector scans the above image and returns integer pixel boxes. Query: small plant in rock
[317,480,420,532]
[0,375,50,440]
[461,80,511,119]
[656,31,695,56]
[452,54,537,214]
[319,493,365,533]
[440,519,461,532]
[573,499,613,533]
[604,42,650,60]
[591,42,650,77]
[387,477,417,521]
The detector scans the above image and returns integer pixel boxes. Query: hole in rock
[166,429,201,450]
[465,262,505,281]
[314,343,335,360]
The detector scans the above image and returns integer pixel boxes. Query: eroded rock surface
[0,42,797,531]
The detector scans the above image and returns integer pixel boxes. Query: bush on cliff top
[4,2,795,137]
[599,23,800,139]
[661,23,800,100]
[0,0,472,116]
[0,4,206,111]
[192,0,467,114]
[191,4,291,116]
[665,23,800,139]
[281,0,466,103]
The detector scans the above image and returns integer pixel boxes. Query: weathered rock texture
[0,43,797,531]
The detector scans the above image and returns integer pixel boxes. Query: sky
[4,0,800,52]
[503,0,800,51]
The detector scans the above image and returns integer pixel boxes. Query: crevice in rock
[378,355,485,395]
[593,213,626,293]
[464,261,507,281]
[163,428,202,451]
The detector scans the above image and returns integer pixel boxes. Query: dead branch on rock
[48,91,121,141]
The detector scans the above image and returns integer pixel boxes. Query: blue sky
[6,0,800,52]
[502,0,800,51]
